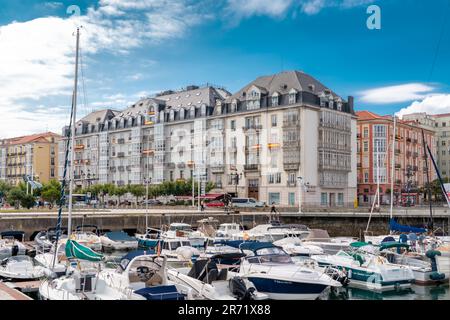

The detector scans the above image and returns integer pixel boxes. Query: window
[363,127,369,138]
[338,193,344,206]
[288,193,295,206]
[288,173,296,185]
[289,91,296,104]
[272,94,279,107]
[271,115,277,127]
[321,193,328,206]
[364,172,369,183]
[169,171,174,181]
[230,120,236,131]
[268,193,280,205]
[180,170,184,180]
[363,141,369,152]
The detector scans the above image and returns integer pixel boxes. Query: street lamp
[233,172,242,197]
[297,177,309,214]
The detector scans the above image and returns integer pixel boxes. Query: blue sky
[0,0,450,137]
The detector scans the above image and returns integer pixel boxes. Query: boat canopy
[213,239,257,248]
[239,242,277,252]
[350,241,371,248]
[119,250,156,270]
[65,239,103,262]
[389,219,426,234]
[379,242,410,251]
[105,231,137,241]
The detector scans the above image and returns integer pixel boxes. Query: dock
[0,281,33,300]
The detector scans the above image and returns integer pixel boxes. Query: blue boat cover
[138,238,161,248]
[213,239,257,248]
[135,285,185,300]
[239,242,277,252]
[105,231,137,241]
[389,219,426,234]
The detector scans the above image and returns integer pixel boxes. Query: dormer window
[288,89,297,104]
[231,99,237,112]
[319,93,327,107]
[190,106,195,118]
[180,108,185,120]
[272,92,279,107]
[336,98,343,111]
[201,104,207,116]
[169,110,175,121]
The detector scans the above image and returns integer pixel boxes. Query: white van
[231,198,265,208]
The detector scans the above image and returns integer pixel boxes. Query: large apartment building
[356,111,436,206]
[58,71,357,207]
[402,112,450,179]
[0,132,60,185]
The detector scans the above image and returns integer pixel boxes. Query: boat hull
[247,276,328,300]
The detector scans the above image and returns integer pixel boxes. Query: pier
[0,281,33,300]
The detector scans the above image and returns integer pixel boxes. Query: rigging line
[79,46,90,115]
[428,0,450,81]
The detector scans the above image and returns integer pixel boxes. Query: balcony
[166,162,176,170]
[177,162,186,169]
[187,161,195,168]
[244,164,260,172]
[75,145,85,151]
[268,143,281,150]
[242,124,263,132]
[211,165,225,174]
[118,166,125,172]
[283,120,300,128]
[142,149,154,156]
[287,181,297,187]
[117,152,125,158]
[283,162,300,171]
[117,138,125,144]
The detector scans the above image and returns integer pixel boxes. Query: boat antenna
[421,129,434,234]
[68,26,82,236]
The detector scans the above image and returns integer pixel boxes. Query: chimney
[348,96,354,113]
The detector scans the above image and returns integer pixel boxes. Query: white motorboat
[167,254,268,300]
[34,242,69,278]
[0,256,46,280]
[311,247,415,292]
[34,228,68,253]
[99,251,191,300]
[0,238,27,260]
[232,223,310,242]
[215,223,242,239]
[301,229,357,254]
[237,242,342,300]
[71,231,102,251]
[273,237,324,257]
[100,231,138,251]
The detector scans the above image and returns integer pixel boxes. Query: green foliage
[41,180,62,205]
[20,194,36,209]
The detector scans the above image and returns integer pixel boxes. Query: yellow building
[0,132,61,185]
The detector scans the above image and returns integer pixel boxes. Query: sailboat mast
[68,27,81,235]
[390,115,396,219]
[421,129,433,234]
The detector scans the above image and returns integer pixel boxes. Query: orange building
[356,111,436,206]
[0,132,61,185]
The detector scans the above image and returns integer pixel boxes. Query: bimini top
[389,219,426,234]
[105,231,137,241]
[379,242,410,252]
[239,242,277,253]
[119,250,156,270]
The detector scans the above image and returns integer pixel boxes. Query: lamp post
[233,172,242,197]
[297,177,309,214]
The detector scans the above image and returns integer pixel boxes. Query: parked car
[231,198,265,208]
[142,199,162,206]
[205,200,225,208]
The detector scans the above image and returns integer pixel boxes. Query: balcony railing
[117,152,125,158]
[242,125,263,132]
[211,165,225,173]
[244,164,260,171]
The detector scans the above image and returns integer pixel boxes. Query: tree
[128,184,145,206]
[20,194,36,209]
[0,181,12,203]
[113,186,128,207]
[41,180,62,206]
[6,187,26,209]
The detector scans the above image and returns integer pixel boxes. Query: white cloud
[0,0,211,138]
[225,0,376,20]
[359,83,435,104]
[398,94,450,118]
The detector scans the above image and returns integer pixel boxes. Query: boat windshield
[7,256,32,263]
[169,225,192,232]
[247,254,293,264]
[255,247,286,256]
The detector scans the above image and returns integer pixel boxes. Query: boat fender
[429,272,446,281]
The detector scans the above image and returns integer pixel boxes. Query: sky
[0,0,450,138]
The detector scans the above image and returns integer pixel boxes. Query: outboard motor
[229,277,255,300]
[11,245,19,256]
[426,250,446,281]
